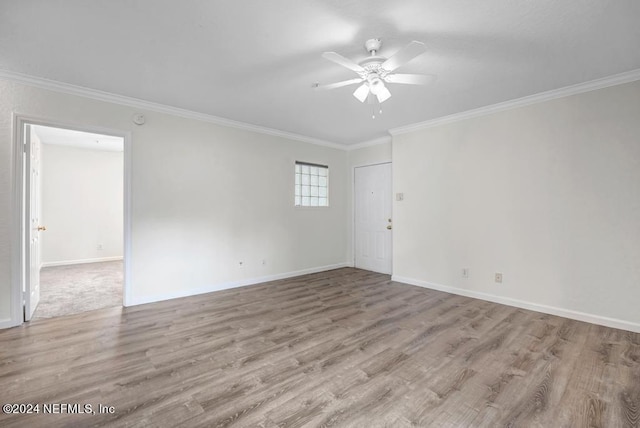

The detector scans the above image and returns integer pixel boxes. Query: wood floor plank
[0,268,638,427]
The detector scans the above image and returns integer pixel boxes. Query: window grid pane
[294,162,329,207]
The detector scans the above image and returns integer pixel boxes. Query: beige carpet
[33,260,123,320]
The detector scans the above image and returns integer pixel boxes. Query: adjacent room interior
[0,1,638,427]
[32,125,124,319]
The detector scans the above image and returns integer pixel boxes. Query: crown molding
[346,135,392,151]
[0,69,346,150]
[6,68,640,148]
[390,68,640,136]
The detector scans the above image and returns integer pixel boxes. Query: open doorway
[32,125,124,319]
[14,118,131,324]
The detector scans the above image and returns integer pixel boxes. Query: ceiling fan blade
[385,73,436,85]
[376,85,392,103]
[315,78,364,90]
[353,83,369,103]
[322,52,365,72]
[381,41,427,72]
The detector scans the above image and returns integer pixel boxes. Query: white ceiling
[33,125,124,152]
[2,1,640,146]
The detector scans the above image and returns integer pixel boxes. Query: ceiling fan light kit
[353,83,370,103]
[317,38,435,117]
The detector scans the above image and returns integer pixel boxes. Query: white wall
[40,143,123,266]
[348,141,392,169]
[0,79,349,325]
[392,80,640,331]
[4,75,638,332]
[346,141,392,264]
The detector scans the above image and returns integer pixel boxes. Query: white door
[25,124,42,320]
[355,163,392,274]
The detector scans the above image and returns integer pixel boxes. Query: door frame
[351,161,393,272]
[9,114,133,327]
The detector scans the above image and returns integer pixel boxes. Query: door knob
[386,225,392,230]
[37,226,47,231]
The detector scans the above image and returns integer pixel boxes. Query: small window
[295,161,328,207]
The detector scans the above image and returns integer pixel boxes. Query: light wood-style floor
[1,268,638,427]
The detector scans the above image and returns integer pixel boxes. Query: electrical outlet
[495,272,503,283]
[395,193,404,201]
[238,261,244,268]
[462,268,469,278]
[262,259,267,266]
[97,243,104,250]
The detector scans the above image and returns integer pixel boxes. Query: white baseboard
[41,256,123,268]
[392,275,640,334]
[128,262,352,306]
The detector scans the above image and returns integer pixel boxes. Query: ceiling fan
[316,39,435,108]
